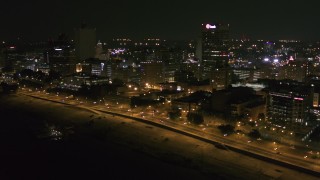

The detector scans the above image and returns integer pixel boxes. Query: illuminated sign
[294,97,304,101]
[206,24,216,29]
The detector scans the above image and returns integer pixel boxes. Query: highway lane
[96,104,320,169]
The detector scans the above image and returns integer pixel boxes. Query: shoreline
[0,94,317,179]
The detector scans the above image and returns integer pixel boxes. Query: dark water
[0,95,215,180]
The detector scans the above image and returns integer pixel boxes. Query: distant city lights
[111,48,126,55]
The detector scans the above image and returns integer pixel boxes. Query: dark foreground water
[0,95,214,180]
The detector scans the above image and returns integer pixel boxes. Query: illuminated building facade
[48,35,76,75]
[278,61,307,82]
[141,61,163,87]
[267,84,311,126]
[200,23,231,90]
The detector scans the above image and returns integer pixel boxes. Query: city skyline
[2,1,320,179]
[1,0,320,41]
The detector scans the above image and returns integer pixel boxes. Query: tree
[168,107,181,120]
[218,124,235,135]
[35,70,45,79]
[248,129,261,139]
[187,112,204,125]
[20,69,34,77]
[193,113,204,124]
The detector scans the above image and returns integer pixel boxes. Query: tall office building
[0,48,5,70]
[278,60,308,82]
[47,34,76,75]
[140,61,163,87]
[95,41,108,60]
[74,24,96,62]
[200,23,231,90]
[267,84,311,126]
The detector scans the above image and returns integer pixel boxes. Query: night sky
[1,0,320,41]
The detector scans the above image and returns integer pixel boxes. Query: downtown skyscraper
[198,23,231,90]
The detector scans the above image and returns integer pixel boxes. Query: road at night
[0,93,318,179]
[19,89,320,174]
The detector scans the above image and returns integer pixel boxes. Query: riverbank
[0,94,316,179]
